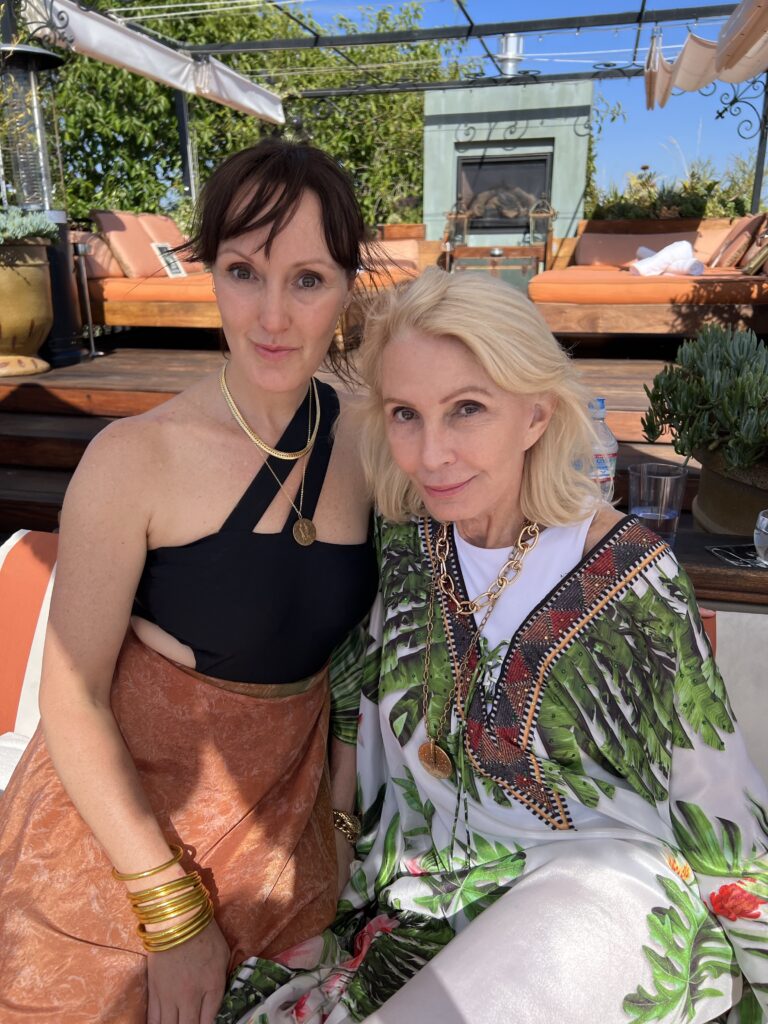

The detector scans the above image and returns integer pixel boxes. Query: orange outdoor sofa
[73,211,428,331]
[528,215,768,338]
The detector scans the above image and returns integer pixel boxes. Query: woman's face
[211,189,352,393]
[381,329,554,527]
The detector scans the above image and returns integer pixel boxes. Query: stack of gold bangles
[113,844,214,953]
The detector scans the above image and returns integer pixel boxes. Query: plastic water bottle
[589,397,618,501]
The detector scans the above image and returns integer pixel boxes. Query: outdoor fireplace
[457,154,552,232]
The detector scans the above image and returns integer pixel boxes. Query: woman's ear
[524,394,557,449]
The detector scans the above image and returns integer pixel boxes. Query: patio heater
[1,10,82,367]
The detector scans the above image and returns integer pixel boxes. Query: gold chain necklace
[219,365,320,461]
[220,365,319,546]
[418,519,540,779]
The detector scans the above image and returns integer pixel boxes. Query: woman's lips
[423,478,473,498]
[252,342,296,361]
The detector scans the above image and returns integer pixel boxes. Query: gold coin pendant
[293,517,317,546]
[418,741,453,779]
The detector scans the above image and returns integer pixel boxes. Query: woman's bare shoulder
[582,503,627,556]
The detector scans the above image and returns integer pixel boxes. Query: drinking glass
[628,463,688,548]
[755,509,768,566]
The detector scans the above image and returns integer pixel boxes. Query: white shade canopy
[21,0,284,123]
[645,0,768,109]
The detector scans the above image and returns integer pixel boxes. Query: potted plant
[643,324,768,535]
[0,207,59,377]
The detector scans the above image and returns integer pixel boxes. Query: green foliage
[591,157,755,220]
[0,207,59,243]
[623,874,739,1023]
[643,326,768,471]
[584,94,627,219]
[39,1,471,226]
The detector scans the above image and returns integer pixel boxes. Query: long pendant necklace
[417,518,540,779]
[220,365,319,546]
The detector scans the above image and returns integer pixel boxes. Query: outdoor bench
[72,212,429,332]
[528,215,768,338]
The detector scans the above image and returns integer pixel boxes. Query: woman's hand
[146,918,230,1024]
[335,829,355,897]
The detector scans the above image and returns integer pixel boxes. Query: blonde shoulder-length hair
[357,266,601,527]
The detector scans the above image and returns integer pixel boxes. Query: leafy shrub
[590,159,753,221]
[643,325,768,470]
[0,207,59,244]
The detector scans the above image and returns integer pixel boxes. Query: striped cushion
[0,530,58,741]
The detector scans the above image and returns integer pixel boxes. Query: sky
[287,0,760,192]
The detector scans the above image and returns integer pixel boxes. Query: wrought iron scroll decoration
[701,75,768,141]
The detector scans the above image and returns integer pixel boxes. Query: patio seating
[528,215,768,337]
[72,212,425,332]
[0,529,57,793]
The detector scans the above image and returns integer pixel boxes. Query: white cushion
[0,732,29,794]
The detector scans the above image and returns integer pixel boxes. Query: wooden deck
[0,348,677,532]
[0,348,665,430]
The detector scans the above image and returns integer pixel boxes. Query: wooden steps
[0,413,111,469]
[0,348,674,533]
[0,467,70,531]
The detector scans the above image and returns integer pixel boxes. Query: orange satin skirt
[0,631,337,1023]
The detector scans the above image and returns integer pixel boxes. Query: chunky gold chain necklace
[418,519,540,779]
[219,365,320,461]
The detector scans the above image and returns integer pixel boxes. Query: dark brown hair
[186,137,373,372]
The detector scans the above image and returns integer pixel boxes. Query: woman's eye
[391,406,416,423]
[457,402,483,417]
[228,265,252,281]
[297,273,321,289]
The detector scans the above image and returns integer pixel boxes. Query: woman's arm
[39,420,229,1024]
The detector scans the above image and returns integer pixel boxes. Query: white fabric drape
[21,0,284,124]
[645,0,768,110]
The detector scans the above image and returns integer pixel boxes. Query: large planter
[692,449,768,535]
[0,241,53,377]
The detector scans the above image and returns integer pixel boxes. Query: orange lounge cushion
[710,212,765,267]
[527,265,768,304]
[573,226,734,266]
[89,273,216,304]
[91,210,201,278]
[70,230,124,279]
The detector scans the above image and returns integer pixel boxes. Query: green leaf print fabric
[219,516,768,1024]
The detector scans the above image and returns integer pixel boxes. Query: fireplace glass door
[458,154,552,231]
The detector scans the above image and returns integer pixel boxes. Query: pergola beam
[298,67,646,99]
[185,5,737,55]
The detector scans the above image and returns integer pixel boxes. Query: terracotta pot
[378,223,426,241]
[692,449,768,536]
[0,242,53,376]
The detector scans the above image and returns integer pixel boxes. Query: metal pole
[751,74,768,214]
[174,90,198,204]
[1,0,16,44]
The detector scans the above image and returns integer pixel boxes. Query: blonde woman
[224,267,767,1024]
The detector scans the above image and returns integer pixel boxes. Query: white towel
[629,240,704,276]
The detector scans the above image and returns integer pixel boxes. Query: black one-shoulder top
[133,380,377,684]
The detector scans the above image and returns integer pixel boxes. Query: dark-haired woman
[0,139,377,1024]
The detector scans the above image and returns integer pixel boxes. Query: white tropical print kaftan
[217,515,768,1024]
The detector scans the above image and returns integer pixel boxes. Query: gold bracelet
[112,844,183,882]
[128,871,203,905]
[332,808,361,845]
[139,901,214,953]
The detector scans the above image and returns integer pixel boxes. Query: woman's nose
[420,422,454,471]
[258,287,290,335]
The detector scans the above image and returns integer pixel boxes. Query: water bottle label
[592,452,617,478]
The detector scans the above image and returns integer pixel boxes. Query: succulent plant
[0,207,60,244]
[643,325,768,471]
